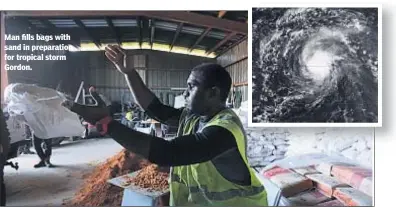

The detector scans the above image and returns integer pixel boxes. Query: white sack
[353,139,369,152]
[4,83,85,139]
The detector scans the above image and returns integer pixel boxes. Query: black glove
[63,91,156,160]
[62,91,110,125]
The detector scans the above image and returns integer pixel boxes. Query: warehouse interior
[1,10,250,206]
[1,10,373,207]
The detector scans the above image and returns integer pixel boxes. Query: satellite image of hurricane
[252,8,379,123]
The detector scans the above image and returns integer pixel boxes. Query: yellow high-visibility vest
[169,108,268,206]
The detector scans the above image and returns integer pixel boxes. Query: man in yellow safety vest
[63,45,268,206]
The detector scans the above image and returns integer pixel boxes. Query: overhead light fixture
[68,42,216,58]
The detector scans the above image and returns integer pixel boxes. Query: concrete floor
[4,138,123,206]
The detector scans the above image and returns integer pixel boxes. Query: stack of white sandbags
[286,128,373,168]
[285,128,324,156]
[246,128,290,166]
[232,101,249,127]
[233,102,373,168]
[316,128,373,168]
[233,101,290,167]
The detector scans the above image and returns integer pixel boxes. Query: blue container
[121,188,160,206]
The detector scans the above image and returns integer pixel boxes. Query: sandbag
[275,144,289,152]
[317,199,345,206]
[4,83,85,139]
[261,166,313,197]
[292,165,321,176]
[248,157,273,167]
[331,165,372,196]
[340,148,360,162]
[263,155,277,162]
[366,139,373,149]
[306,174,349,197]
[286,189,331,206]
[273,150,286,156]
[355,152,372,168]
[333,187,372,206]
[316,162,356,176]
[249,131,263,139]
[273,139,289,146]
[352,139,368,152]
[249,146,272,156]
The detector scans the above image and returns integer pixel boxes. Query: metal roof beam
[74,19,101,49]
[189,27,210,52]
[4,11,247,34]
[215,36,247,58]
[150,19,155,49]
[37,19,79,48]
[105,17,121,46]
[170,22,183,51]
[137,17,142,49]
[206,32,237,55]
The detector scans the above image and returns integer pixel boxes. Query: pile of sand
[65,150,150,206]
[128,164,169,191]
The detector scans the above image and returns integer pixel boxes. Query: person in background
[3,105,53,168]
[32,135,54,168]
[125,106,134,122]
[22,124,35,155]
[233,88,243,108]
[226,96,234,108]
[125,106,135,128]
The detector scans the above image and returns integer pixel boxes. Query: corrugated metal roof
[9,11,247,57]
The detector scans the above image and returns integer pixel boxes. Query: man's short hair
[192,63,232,102]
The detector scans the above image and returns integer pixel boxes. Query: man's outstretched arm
[105,45,156,110]
[105,45,182,126]
[106,120,237,167]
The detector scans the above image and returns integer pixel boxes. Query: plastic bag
[4,83,85,139]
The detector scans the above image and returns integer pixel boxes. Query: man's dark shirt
[108,98,251,185]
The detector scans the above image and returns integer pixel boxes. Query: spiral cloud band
[252,8,379,123]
